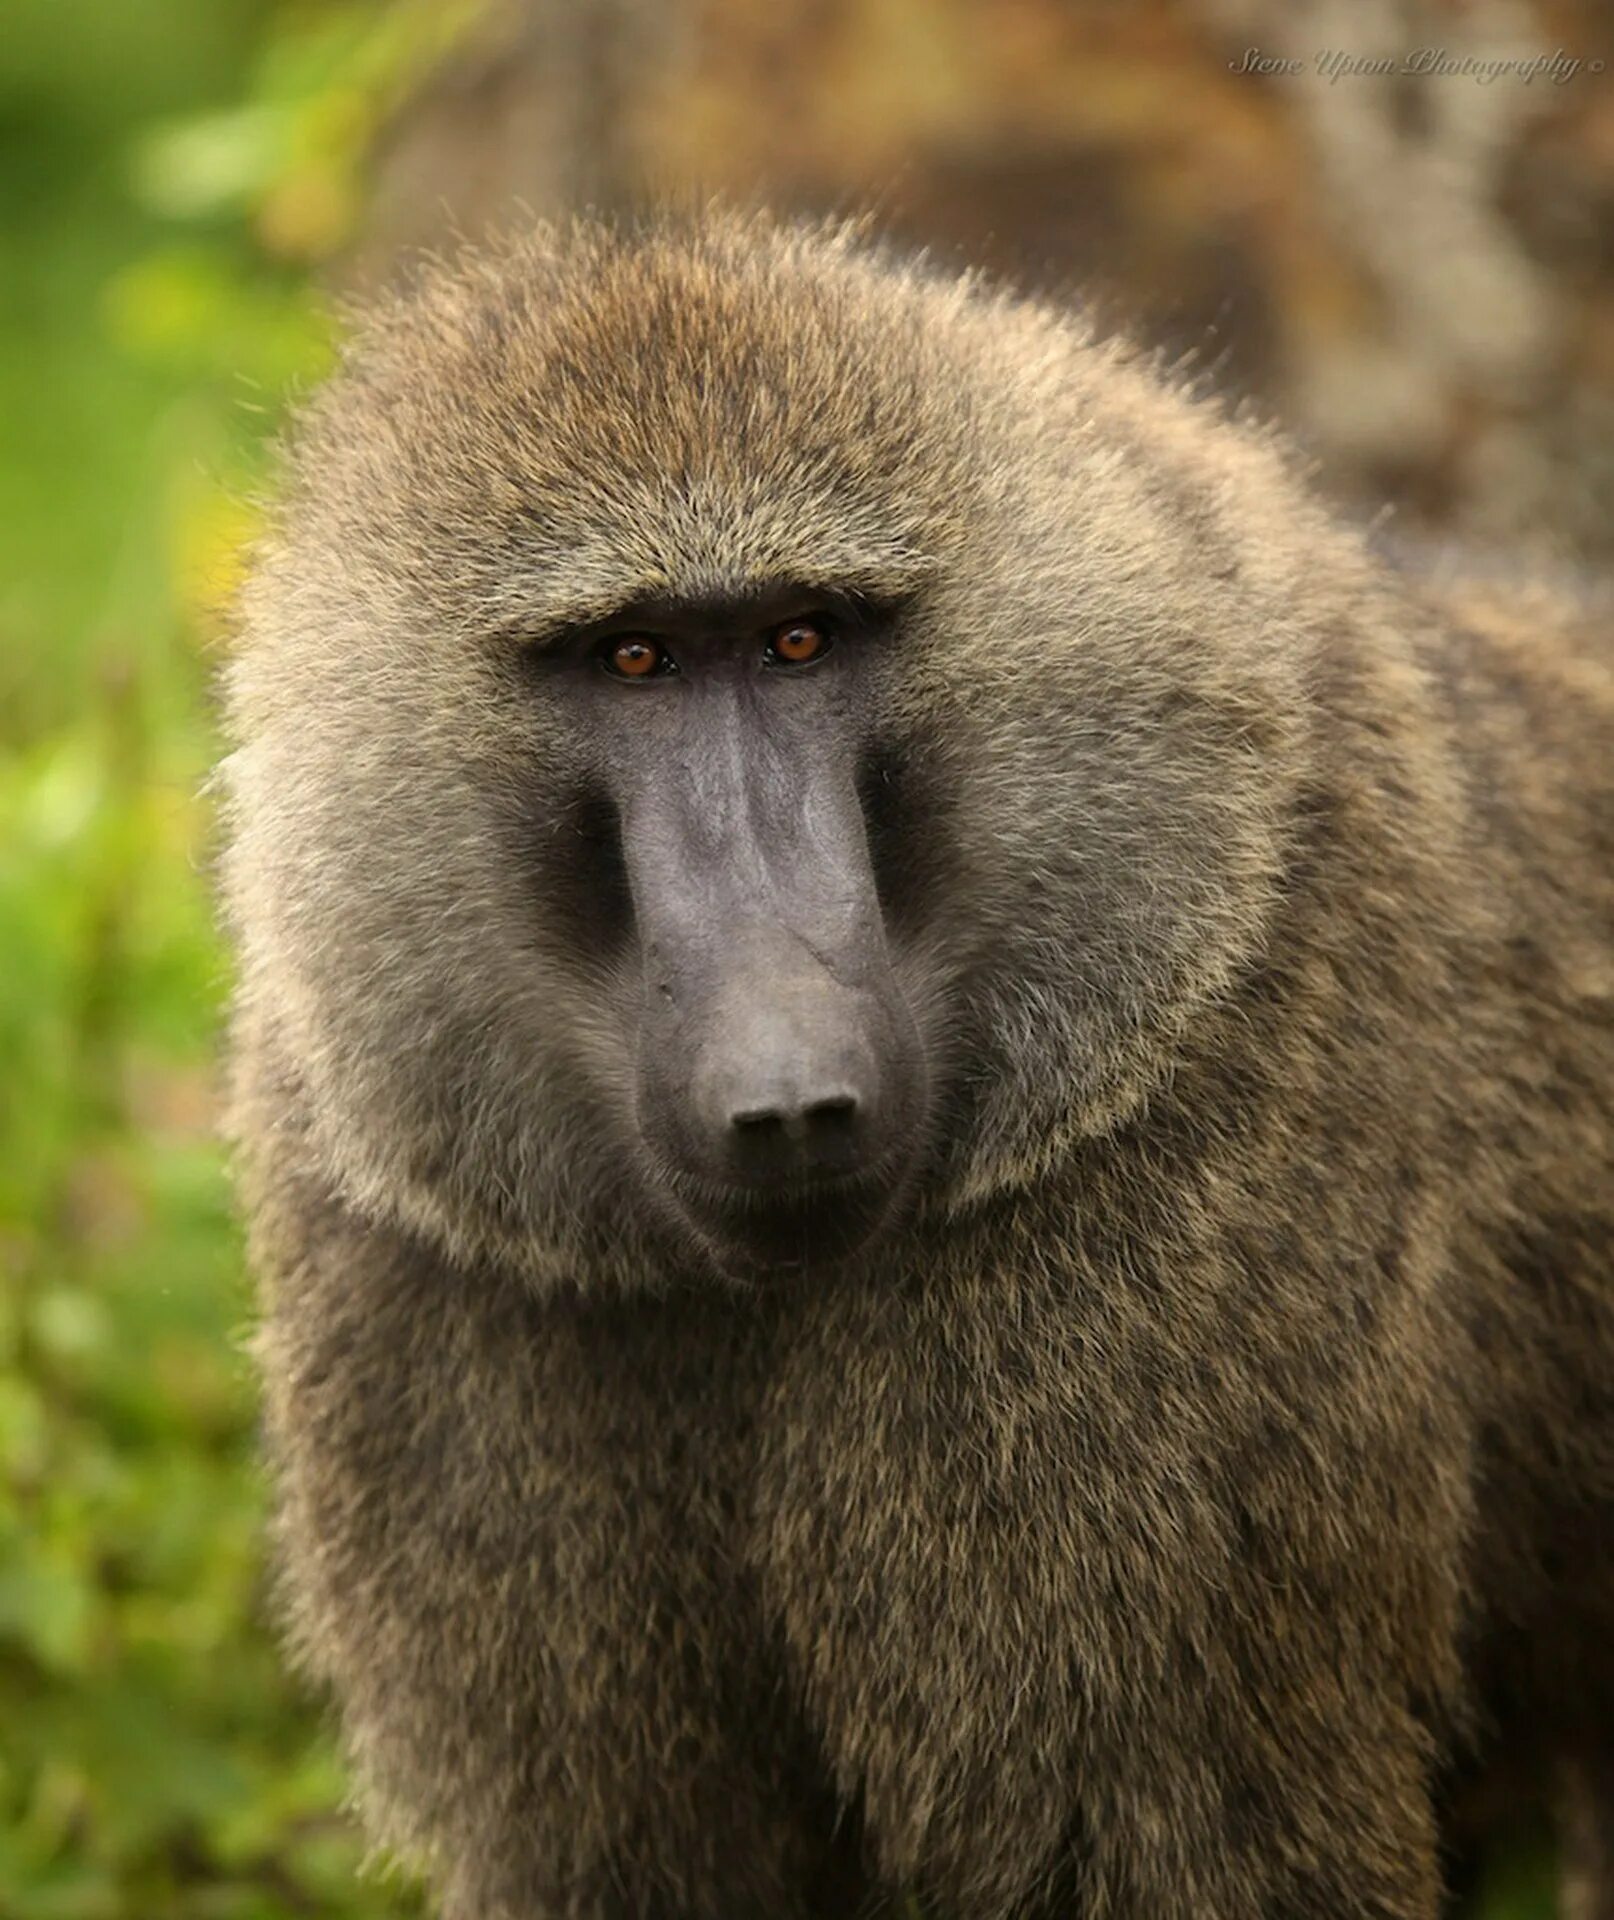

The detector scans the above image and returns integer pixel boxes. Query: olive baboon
[222,214,1614,1918]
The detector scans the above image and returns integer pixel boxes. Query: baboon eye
[764,617,834,668]
[598,635,675,680]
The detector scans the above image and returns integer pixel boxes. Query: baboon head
[224,215,1310,1290]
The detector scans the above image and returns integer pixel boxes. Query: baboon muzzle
[617,699,923,1256]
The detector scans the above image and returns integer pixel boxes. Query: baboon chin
[223,213,1614,1918]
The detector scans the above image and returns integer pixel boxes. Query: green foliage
[0,3,459,1913]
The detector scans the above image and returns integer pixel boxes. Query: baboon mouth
[682,1172,902,1276]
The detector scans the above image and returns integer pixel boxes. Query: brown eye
[600,635,672,679]
[766,617,833,667]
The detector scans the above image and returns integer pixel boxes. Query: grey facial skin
[534,588,928,1273]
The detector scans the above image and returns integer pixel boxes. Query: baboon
[221,213,1614,1919]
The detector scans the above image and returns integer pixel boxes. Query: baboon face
[523,582,929,1273]
[226,220,1300,1290]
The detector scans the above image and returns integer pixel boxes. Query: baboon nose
[690,1027,878,1182]
[726,1090,863,1180]
[673,954,892,1190]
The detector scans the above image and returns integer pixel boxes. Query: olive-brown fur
[222,215,1614,1918]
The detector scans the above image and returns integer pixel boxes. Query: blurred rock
[355,0,1614,559]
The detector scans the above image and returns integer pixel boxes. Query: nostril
[729,1095,859,1138]
[724,1093,862,1160]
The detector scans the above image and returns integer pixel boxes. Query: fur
[221,213,1614,1917]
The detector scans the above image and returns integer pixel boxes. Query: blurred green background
[5,0,1608,1912]
[0,3,451,1912]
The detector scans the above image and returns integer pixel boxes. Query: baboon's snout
[682,930,889,1187]
[618,740,926,1268]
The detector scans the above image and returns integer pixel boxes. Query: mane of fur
[224,213,1614,1919]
